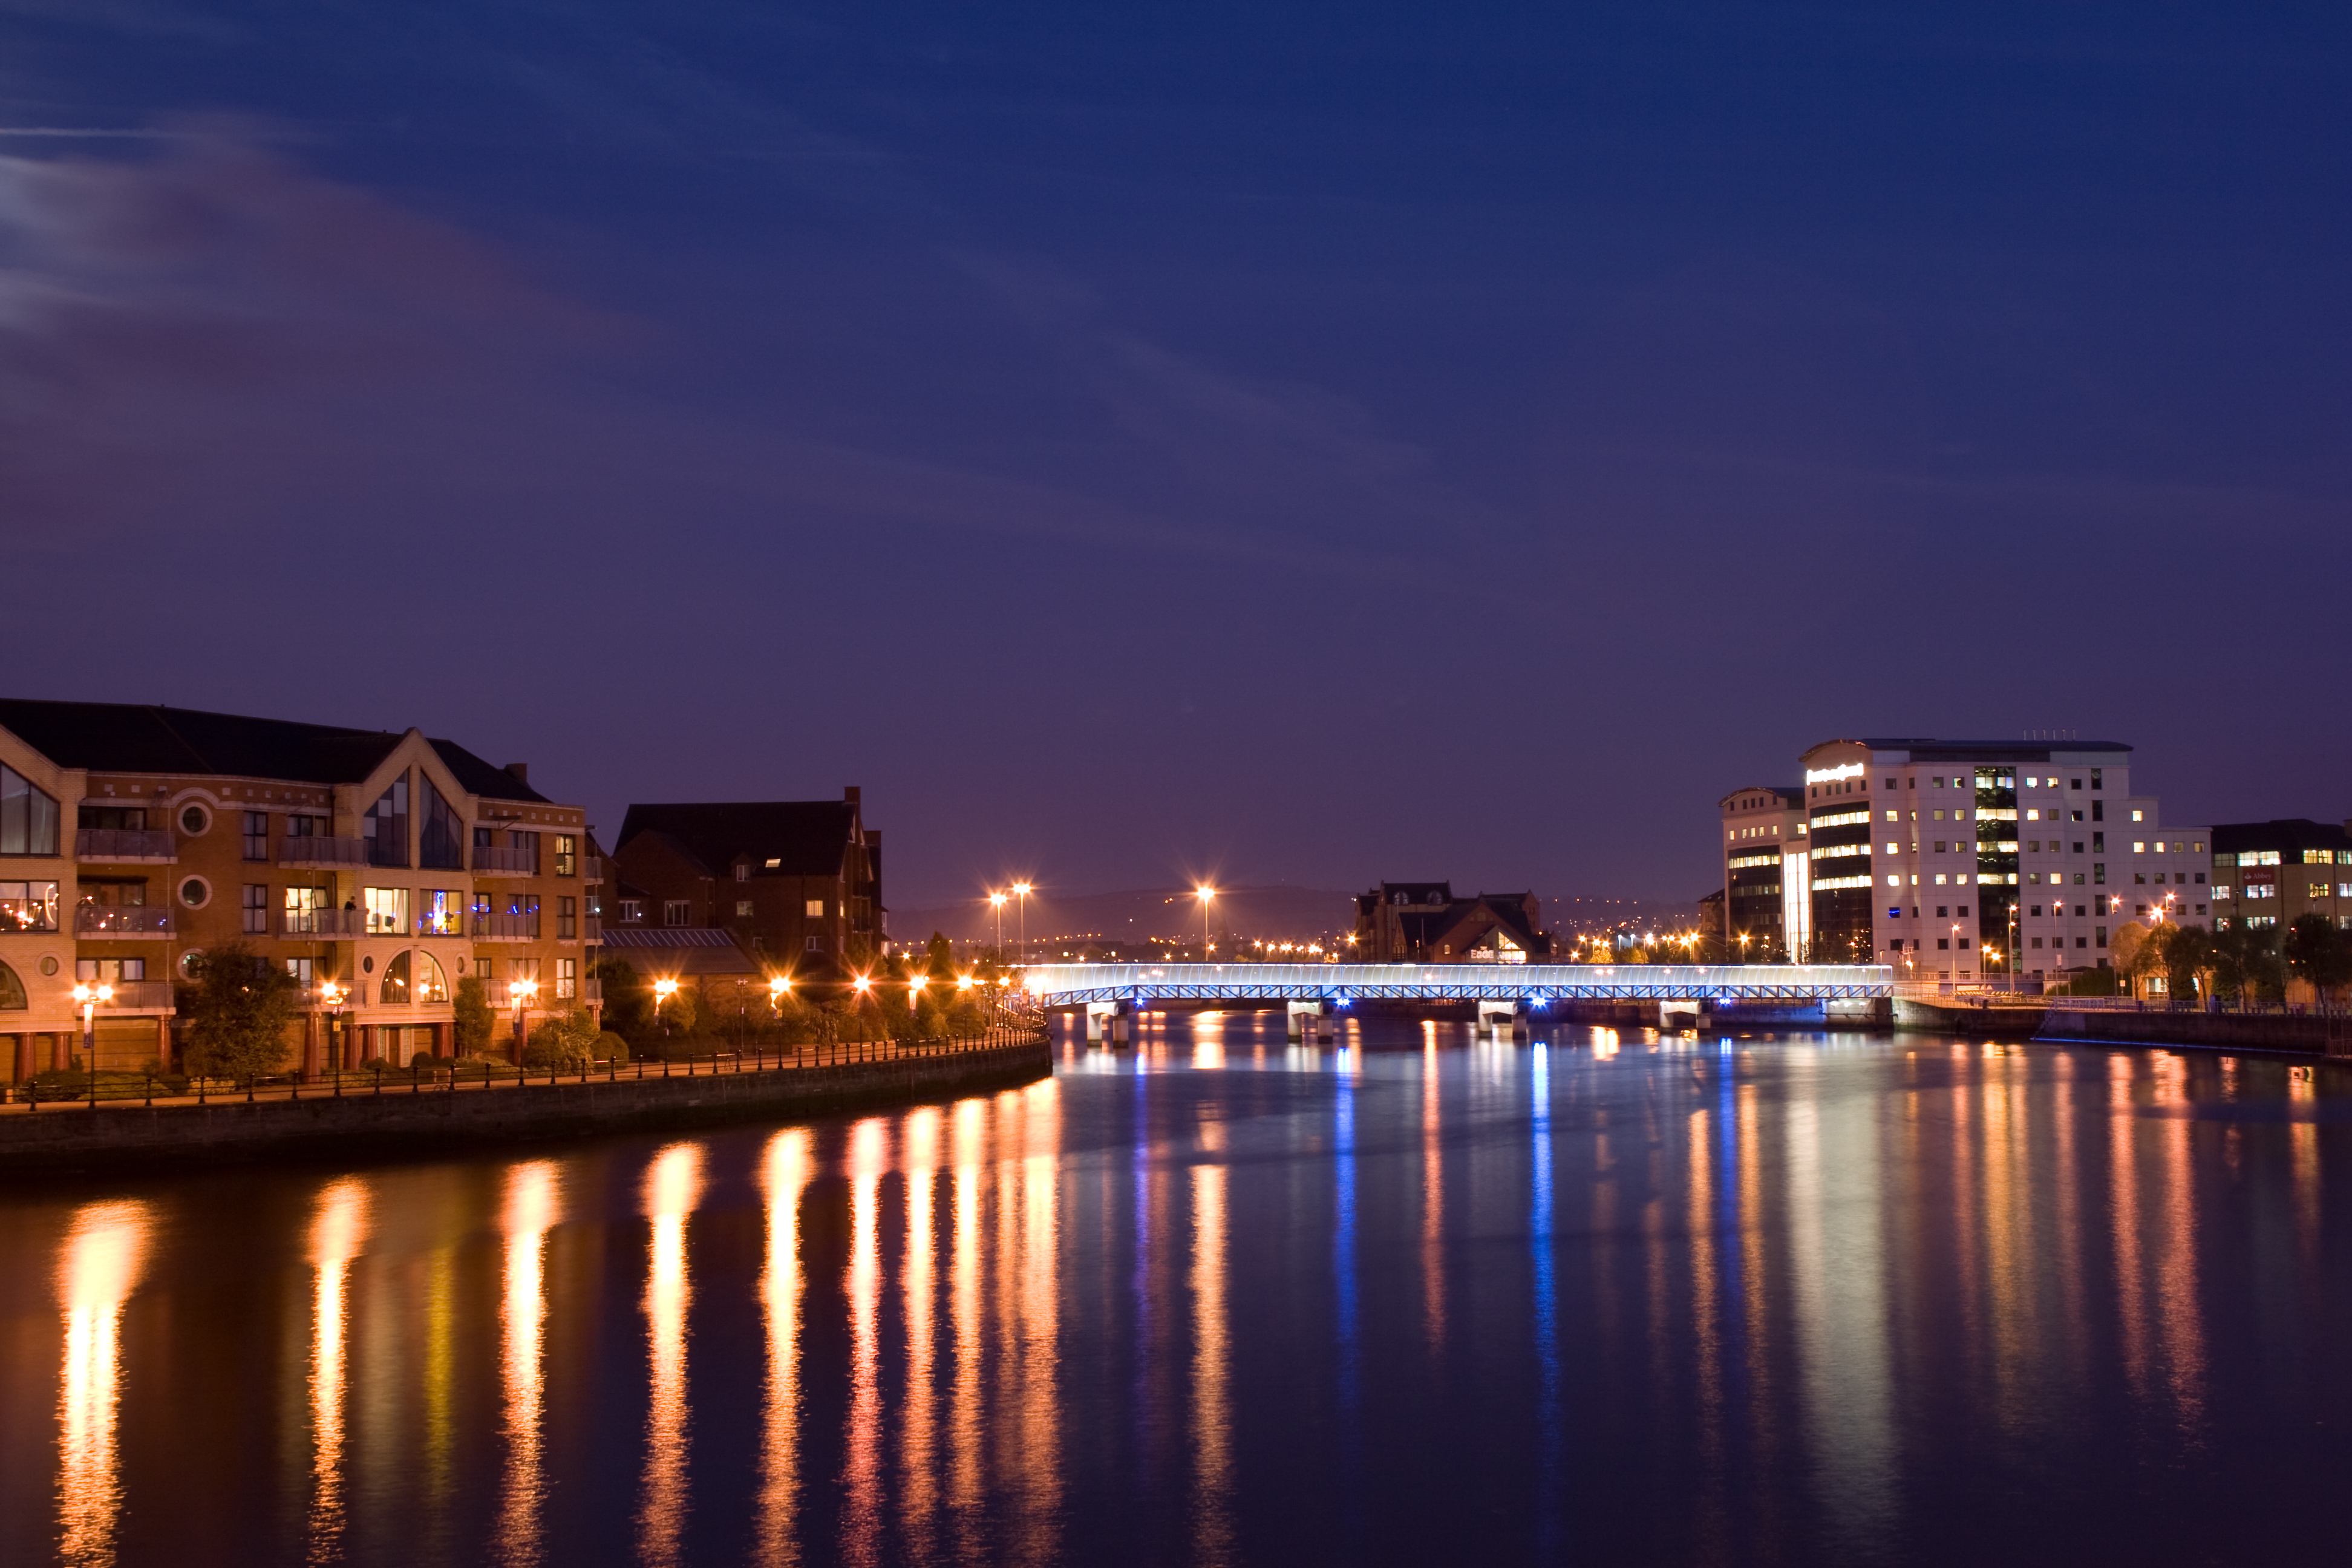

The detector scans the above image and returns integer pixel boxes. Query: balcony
[276,836,372,869]
[95,980,176,1011]
[584,915,602,941]
[75,828,176,863]
[75,906,173,938]
[584,977,603,1004]
[471,844,538,876]
[471,912,541,942]
[278,908,363,939]
[584,855,605,883]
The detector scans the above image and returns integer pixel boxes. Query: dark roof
[1807,737,2132,762]
[614,800,858,877]
[0,699,547,802]
[1720,784,1803,808]
[595,926,759,976]
[2212,820,2352,855]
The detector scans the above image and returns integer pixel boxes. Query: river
[2,1015,2347,1566]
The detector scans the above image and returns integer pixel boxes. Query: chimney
[505,762,529,785]
[844,786,860,805]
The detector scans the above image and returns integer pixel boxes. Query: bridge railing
[1021,962,1892,1003]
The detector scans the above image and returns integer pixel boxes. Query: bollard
[145,1074,153,1108]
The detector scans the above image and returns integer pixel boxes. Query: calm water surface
[4,1018,2349,1566]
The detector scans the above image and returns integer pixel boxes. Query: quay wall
[1894,999,2352,1058]
[0,1039,1053,1176]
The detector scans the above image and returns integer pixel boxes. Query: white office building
[1791,737,2207,984]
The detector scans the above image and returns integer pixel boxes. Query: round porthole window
[178,876,211,909]
[39,955,59,977]
[178,949,204,979]
[456,956,467,973]
[362,955,375,974]
[179,804,211,836]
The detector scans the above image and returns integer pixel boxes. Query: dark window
[508,831,541,874]
[1935,906,1948,918]
[2091,800,2104,822]
[241,883,267,934]
[2094,864,2106,885]
[558,895,577,940]
[2095,927,2108,947]
[364,774,410,867]
[2071,778,2083,790]
[1938,939,1950,950]
[2077,936,2088,947]
[2195,873,2206,884]
[77,806,146,831]
[0,765,61,857]
[2091,769,2103,789]
[242,811,269,861]
[0,960,24,1008]
[664,900,689,926]
[619,899,643,923]
[418,776,465,871]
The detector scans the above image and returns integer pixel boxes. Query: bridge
[1022,962,1894,1042]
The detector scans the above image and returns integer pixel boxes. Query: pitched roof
[614,800,858,878]
[0,699,547,802]
[595,926,759,976]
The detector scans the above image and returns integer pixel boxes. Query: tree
[655,981,699,1039]
[2111,923,2160,998]
[452,975,496,1057]
[523,1008,599,1072]
[2212,923,2284,1007]
[925,931,956,984]
[2285,913,2352,1004]
[597,957,651,1037]
[2161,923,2215,1003]
[180,942,300,1080]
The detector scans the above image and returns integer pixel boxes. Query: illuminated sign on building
[1804,762,1866,785]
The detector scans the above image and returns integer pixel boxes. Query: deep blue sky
[5,2,2347,910]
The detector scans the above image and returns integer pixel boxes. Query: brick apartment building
[607,791,881,976]
[0,700,601,1078]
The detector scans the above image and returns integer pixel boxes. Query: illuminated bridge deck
[1024,962,1893,1007]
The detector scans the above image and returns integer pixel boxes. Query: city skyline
[5,3,2349,907]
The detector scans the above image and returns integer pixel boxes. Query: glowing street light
[988,890,1008,964]
[71,981,113,1071]
[512,976,540,1062]
[908,973,927,1012]
[1196,884,1217,959]
[1011,881,1033,967]
[653,976,679,1037]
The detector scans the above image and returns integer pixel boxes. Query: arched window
[381,950,411,1005]
[412,951,449,1004]
[0,961,25,1009]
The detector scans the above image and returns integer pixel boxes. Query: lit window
[2132,841,2145,854]
[735,863,750,882]
[736,900,754,917]
[806,898,825,917]
[362,887,409,935]
[2131,809,2143,822]
[1884,810,1897,823]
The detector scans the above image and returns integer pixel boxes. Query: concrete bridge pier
[1286,1000,1334,1043]
[1658,998,1701,1031]
[1475,1001,1524,1040]
[1084,1002,1116,1047]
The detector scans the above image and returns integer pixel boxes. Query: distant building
[2209,820,2352,933]
[1717,785,1806,958]
[609,789,881,976]
[1351,882,1555,963]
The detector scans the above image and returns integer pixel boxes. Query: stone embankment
[1893,998,2352,1058]
[0,1036,1053,1175]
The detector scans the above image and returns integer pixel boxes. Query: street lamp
[768,975,791,1014]
[1196,884,1217,960]
[1011,882,1032,967]
[320,980,346,1074]
[653,976,679,1037]
[512,976,539,1060]
[908,973,927,1013]
[988,890,1008,965]
[71,981,113,1072]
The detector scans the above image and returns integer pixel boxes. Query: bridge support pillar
[1085,1002,1115,1047]
[1658,998,1700,1031]
[1475,1001,1523,1040]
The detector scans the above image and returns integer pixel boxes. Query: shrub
[452,975,496,1057]
[523,1008,599,1072]
[179,942,299,1080]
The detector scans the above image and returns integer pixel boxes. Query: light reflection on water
[6,1022,2351,1566]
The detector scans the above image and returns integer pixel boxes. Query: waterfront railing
[0,1024,1048,1109]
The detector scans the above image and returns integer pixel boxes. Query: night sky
[5,3,2347,910]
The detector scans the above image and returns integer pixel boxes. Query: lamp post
[768,975,790,1017]
[653,977,678,1039]
[71,981,113,1073]
[1950,922,1962,991]
[1196,884,1217,961]
[320,980,345,1075]
[989,891,1007,967]
[512,977,538,1062]
[1011,882,1031,968]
